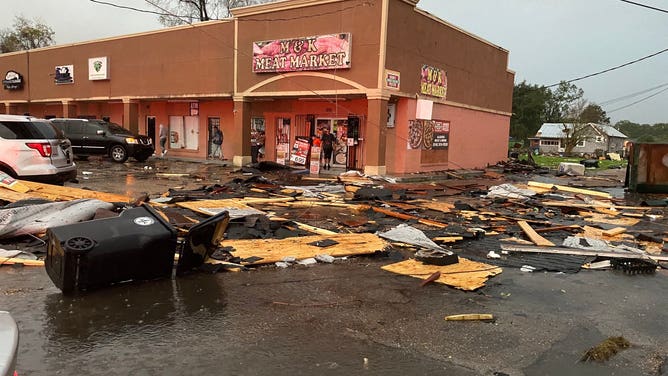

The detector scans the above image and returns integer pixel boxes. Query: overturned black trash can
[46,204,229,293]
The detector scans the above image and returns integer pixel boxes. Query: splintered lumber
[582,226,632,241]
[176,197,294,216]
[445,314,494,321]
[381,258,502,291]
[541,201,650,211]
[415,201,455,213]
[290,221,337,235]
[584,213,640,227]
[0,181,131,203]
[602,227,627,236]
[534,225,581,233]
[358,205,448,228]
[215,233,389,265]
[527,181,612,199]
[517,221,555,247]
[501,244,668,262]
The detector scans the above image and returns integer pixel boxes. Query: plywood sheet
[176,197,294,216]
[381,258,502,291]
[1,181,131,203]
[218,233,389,265]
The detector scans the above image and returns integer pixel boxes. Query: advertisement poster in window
[290,137,310,165]
[407,119,449,150]
[431,120,450,150]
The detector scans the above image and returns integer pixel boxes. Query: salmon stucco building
[0,0,514,175]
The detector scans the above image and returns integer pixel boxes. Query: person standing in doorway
[320,128,335,170]
[159,124,168,157]
[210,125,224,160]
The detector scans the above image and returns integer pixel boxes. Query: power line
[88,0,183,17]
[599,82,668,105]
[547,47,668,87]
[619,0,668,14]
[607,86,668,113]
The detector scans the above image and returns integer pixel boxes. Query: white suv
[0,114,77,185]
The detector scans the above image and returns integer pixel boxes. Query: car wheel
[110,145,128,163]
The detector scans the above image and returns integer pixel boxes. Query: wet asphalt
[0,157,667,375]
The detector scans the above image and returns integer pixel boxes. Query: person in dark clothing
[320,128,335,170]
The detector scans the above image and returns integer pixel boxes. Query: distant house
[529,123,628,156]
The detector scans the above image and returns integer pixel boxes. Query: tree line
[512,81,668,146]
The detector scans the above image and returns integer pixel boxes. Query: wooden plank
[602,227,627,236]
[527,181,612,199]
[501,244,668,262]
[433,236,464,243]
[218,233,389,265]
[290,221,337,235]
[381,258,502,291]
[517,221,555,247]
[445,314,494,321]
[0,257,44,266]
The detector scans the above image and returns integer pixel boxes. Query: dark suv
[50,118,154,163]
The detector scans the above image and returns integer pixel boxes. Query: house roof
[535,123,627,139]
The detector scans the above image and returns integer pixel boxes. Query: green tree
[0,16,55,53]
[560,98,590,155]
[544,81,584,123]
[510,81,550,144]
[580,103,610,124]
[150,0,277,26]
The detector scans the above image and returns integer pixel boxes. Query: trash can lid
[177,210,230,273]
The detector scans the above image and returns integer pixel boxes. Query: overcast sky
[2,0,667,124]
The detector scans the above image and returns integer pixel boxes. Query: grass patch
[518,154,627,170]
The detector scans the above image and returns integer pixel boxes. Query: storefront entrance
[316,118,348,167]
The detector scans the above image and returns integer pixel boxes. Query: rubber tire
[110,145,128,163]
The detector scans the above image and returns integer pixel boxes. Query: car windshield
[106,122,132,135]
[0,120,65,140]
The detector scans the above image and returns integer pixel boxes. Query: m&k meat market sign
[253,33,351,73]
[420,65,447,98]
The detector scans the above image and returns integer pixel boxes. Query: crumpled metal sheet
[378,223,445,251]
[485,184,537,200]
[0,199,114,239]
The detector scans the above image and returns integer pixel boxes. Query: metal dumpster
[626,142,668,193]
[46,204,229,293]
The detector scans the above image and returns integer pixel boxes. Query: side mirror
[96,130,105,136]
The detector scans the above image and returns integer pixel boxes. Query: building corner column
[62,100,77,118]
[232,96,252,167]
[364,92,390,176]
[122,98,139,133]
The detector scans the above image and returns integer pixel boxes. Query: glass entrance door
[316,118,348,167]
